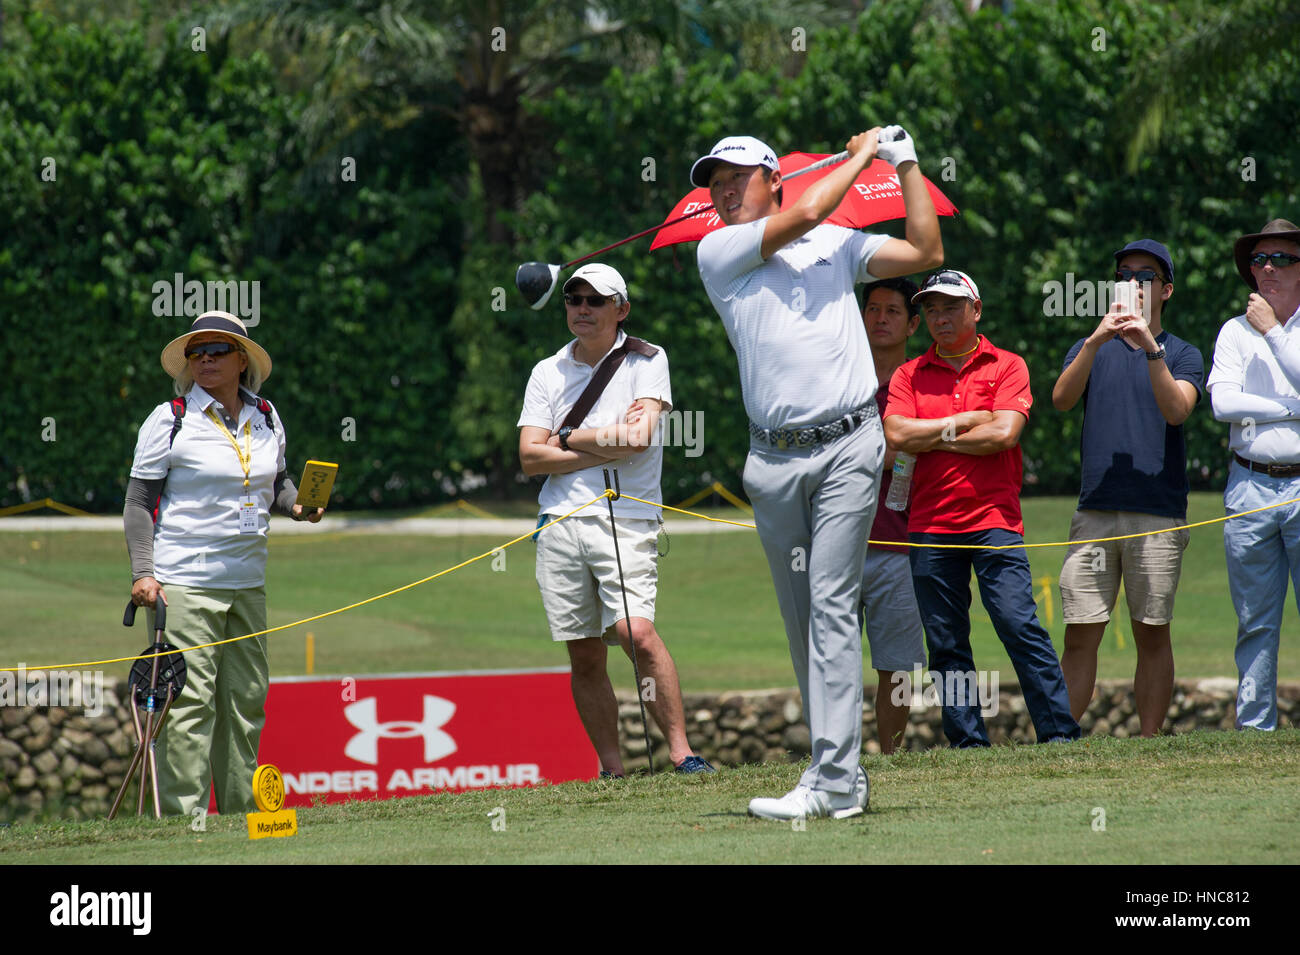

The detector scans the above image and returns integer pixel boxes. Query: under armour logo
[343,695,457,765]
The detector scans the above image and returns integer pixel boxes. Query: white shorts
[535,514,659,643]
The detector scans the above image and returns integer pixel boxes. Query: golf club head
[516,262,560,311]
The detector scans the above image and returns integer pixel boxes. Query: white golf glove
[876,125,918,168]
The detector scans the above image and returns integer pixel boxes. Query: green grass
[1,494,1295,689]
[3,732,1296,864]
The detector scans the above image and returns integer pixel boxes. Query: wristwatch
[557,426,575,451]
[1145,346,1166,361]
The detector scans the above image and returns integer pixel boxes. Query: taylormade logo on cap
[690,136,779,187]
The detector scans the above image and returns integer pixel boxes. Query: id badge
[239,495,259,534]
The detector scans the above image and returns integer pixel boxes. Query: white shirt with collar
[517,329,672,520]
[1208,302,1300,464]
[697,219,888,430]
[130,384,286,587]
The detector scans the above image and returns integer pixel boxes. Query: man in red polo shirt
[883,269,1079,747]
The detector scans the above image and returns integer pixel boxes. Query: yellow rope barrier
[10,486,1300,674]
[5,492,615,674]
[623,493,1300,549]
[0,498,94,518]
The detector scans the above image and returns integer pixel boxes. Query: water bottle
[885,452,915,511]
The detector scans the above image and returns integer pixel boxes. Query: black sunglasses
[185,341,242,360]
[1249,252,1300,269]
[1115,267,1165,284]
[564,293,616,307]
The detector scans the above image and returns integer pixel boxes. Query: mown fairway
[2,732,1296,865]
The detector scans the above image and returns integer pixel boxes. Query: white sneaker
[748,771,869,821]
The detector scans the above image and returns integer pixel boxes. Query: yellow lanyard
[204,406,253,489]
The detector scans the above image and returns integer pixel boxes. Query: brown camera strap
[560,336,659,431]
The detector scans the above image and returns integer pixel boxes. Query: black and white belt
[749,402,878,450]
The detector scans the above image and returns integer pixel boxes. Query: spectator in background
[1052,240,1203,736]
[1207,219,1300,731]
[860,277,927,754]
[517,263,714,775]
[884,270,1079,748]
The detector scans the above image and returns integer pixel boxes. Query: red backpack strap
[167,396,187,448]
[255,396,276,433]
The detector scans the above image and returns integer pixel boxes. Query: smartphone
[1113,279,1143,324]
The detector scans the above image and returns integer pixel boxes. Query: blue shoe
[599,770,624,780]
[675,755,716,774]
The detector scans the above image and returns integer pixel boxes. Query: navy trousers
[910,528,1080,747]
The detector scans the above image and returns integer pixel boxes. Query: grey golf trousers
[742,415,885,793]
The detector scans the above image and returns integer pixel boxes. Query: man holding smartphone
[1051,240,1204,736]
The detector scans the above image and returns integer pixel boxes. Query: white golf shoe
[748,770,869,821]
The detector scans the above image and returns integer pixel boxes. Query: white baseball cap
[913,269,981,304]
[690,136,780,188]
[563,263,628,299]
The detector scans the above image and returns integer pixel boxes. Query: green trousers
[147,583,268,816]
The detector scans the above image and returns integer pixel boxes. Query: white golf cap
[913,269,981,304]
[563,263,628,299]
[690,136,780,188]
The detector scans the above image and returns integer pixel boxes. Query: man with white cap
[692,127,942,819]
[884,270,1079,748]
[1208,218,1300,731]
[518,263,713,776]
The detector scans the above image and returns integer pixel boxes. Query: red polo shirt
[883,335,1032,535]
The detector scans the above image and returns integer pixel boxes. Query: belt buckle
[776,434,788,450]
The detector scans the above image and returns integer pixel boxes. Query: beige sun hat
[159,311,272,382]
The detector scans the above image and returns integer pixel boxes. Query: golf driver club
[602,467,655,775]
[516,148,852,310]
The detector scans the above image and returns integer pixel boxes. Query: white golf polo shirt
[1207,305,1300,463]
[698,219,888,430]
[130,385,286,588]
[517,330,671,520]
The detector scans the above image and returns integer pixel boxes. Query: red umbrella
[648,153,958,250]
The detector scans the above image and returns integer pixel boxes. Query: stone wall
[616,678,1299,771]
[2,678,1295,819]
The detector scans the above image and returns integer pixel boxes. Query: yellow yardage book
[296,460,338,510]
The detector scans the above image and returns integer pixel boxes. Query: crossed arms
[519,399,662,476]
[884,409,1026,456]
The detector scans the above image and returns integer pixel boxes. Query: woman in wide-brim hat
[122,310,323,816]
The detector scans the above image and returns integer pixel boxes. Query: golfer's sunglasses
[1249,252,1300,269]
[564,293,616,307]
[185,341,242,360]
[1115,267,1165,284]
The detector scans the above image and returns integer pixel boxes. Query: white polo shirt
[1207,304,1300,463]
[130,385,286,588]
[697,219,888,430]
[517,330,671,520]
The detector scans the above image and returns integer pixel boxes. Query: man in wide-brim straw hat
[123,311,323,815]
[1206,219,1300,731]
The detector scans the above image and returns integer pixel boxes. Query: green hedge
[6,2,1298,511]
[0,13,465,510]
